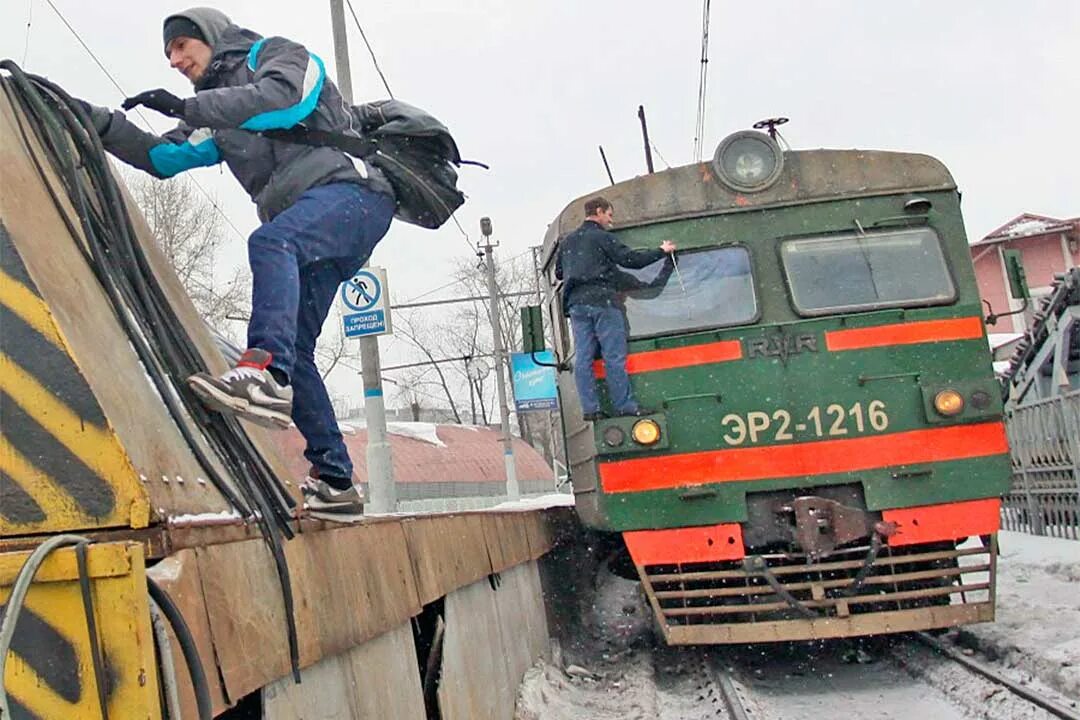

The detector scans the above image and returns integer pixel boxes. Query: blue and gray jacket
[93,8,393,222]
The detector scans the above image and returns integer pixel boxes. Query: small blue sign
[511,351,559,412]
[343,310,386,337]
[341,269,381,311]
[339,267,391,338]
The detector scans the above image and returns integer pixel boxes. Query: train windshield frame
[621,245,758,339]
[780,227,957,316]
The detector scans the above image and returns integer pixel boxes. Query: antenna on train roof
[598,145,616,186]
[753,117,791,149]
[638,105,655,174]
[752,117,789,139]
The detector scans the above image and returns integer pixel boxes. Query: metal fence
[1002,390,1080,540]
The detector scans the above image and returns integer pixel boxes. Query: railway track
[649,646,752,720]
[681,633,1079,720]
[909,632,1080,720]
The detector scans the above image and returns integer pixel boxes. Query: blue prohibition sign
[341,270,381,312]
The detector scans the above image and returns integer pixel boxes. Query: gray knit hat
[162,7,232,56]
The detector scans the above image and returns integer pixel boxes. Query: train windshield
[621,246,756,338]
[781,227,956,315]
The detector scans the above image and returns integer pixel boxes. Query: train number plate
[720,400,890,445]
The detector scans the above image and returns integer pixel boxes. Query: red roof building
[970,214,1080,333]
[278,422,557,500]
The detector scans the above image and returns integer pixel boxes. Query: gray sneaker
[187,349,293,430]
[301,476,365,517]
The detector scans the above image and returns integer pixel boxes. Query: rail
[913,632,1080,720]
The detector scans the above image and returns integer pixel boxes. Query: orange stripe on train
[593,340,742,378]
[825,316,984,351]
[599,421,1008,494]
[590,317,982,379]
[882,498,1000,547]
[624,523,745,565]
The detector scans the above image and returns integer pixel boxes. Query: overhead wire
[344,0,394,98]
[41,0,252,246]
[692,0,712,161]
[22,0,33,66]
[650,141,672,169]
[399,244,534,304]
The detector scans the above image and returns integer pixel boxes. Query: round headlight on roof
[712,130,784,192]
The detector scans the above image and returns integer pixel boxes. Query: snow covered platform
[954,530,1080,701]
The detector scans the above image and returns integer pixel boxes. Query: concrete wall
[439,560,550,720]
[262,559,550,719]
[263,622,427,719]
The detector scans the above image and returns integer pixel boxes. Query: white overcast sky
[4,1,1079,404]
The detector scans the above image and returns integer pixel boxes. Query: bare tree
[393,312,464,423]
[315,325,361,381]
[450,252,539,438]
[125,173,249,335]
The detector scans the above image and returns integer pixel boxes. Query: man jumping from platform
[75,7,394,516]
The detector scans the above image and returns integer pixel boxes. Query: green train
[526,127,1011,644]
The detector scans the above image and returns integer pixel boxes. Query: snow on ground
[954,530,1080,701]
[515,651,659,720]
[514,530,1080,716]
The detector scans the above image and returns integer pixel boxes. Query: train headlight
[712,131,784,192]
[933,389,965,417]
[631,419,661,445]
[602,426,626,448]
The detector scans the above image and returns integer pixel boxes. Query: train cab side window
[620,246,757,338]
[781,227,956,316]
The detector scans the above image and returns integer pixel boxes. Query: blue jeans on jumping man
[247,182,395,481]
[569,303,638,415]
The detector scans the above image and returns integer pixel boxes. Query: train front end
[541,131,1011,644]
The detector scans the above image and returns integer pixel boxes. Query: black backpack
[263,100,472,229]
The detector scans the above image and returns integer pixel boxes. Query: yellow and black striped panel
[0,222,149,536]
[1,543,161,719]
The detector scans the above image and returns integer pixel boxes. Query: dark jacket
[92,8,393,222]
[555,220,666,310]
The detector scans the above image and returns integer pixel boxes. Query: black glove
[122,89,186,119]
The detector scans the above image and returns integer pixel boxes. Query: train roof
[541,148,955,265]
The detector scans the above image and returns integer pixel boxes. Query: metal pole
[480,217,519,500]
[598,145,615,186]
[329,0,395,512]
[638,105,655,174]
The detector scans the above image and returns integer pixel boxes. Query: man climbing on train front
[74,7,395,516]
[556,196,676,421]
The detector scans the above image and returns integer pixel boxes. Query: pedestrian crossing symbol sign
[340,267,392,338]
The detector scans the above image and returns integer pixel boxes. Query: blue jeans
[247,182,395,480]
[569,304,638,415]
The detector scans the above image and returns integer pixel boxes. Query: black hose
[147,578,213,720]
[76,543,111,720]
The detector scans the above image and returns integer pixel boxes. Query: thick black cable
[22,71,298,528]
[0,65,249,516]
[76,542,111,720]
[32,71,301,676]
[147,578,213,720]
[1,61,300,680]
